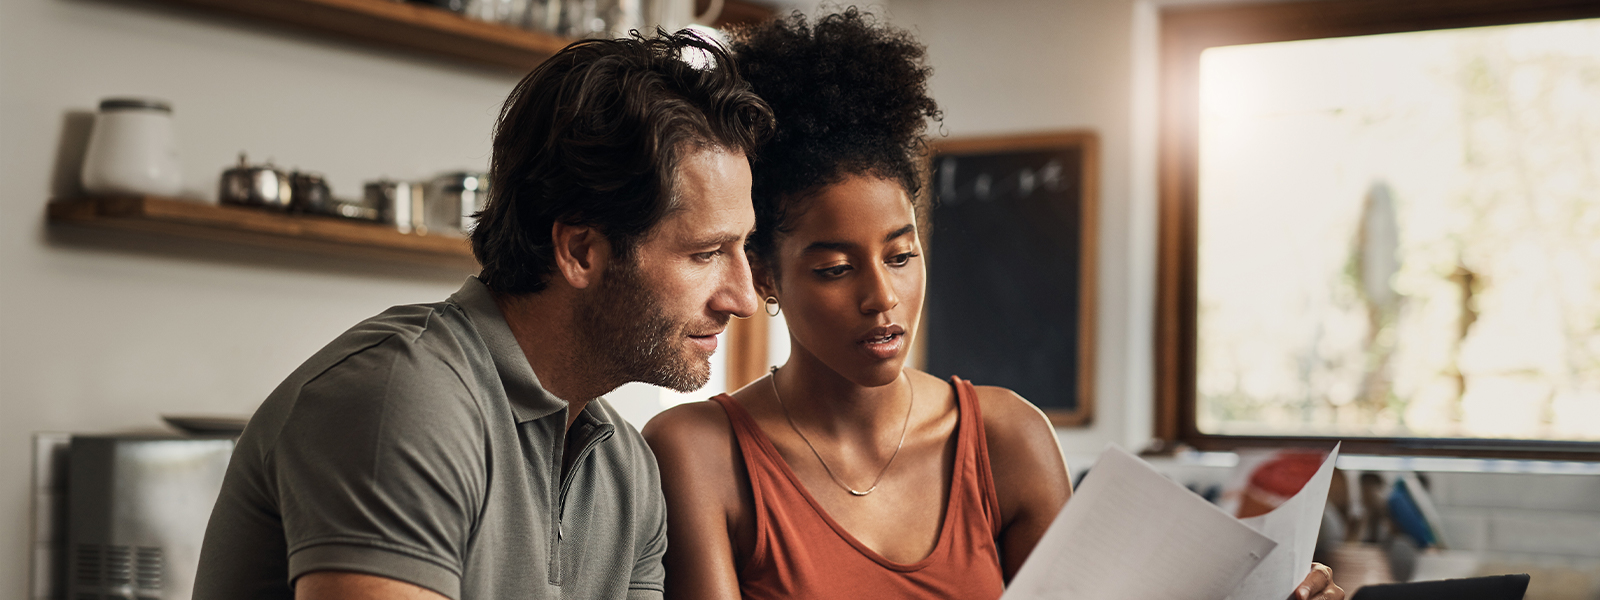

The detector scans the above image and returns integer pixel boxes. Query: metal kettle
[218,153,291,209]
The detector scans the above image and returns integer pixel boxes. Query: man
[194,31,774,600]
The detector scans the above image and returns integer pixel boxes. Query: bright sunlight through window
[1196,19,1600,441]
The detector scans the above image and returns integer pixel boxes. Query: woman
[643,10,1343,600]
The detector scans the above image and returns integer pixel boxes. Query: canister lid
[98,97,173,113]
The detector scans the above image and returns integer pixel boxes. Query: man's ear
[750,252,779,300]
[551,221,611,290]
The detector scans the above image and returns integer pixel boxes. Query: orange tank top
[711,377,1006,600]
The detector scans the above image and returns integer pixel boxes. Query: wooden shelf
[49,196,479,270]
[147,0,576,71]
[136,0,779,71]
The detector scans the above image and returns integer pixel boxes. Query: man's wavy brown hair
[473,31,775,294]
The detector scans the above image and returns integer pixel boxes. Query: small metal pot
[289,171,333,214]
[426,171,489,238]
[218,153,291,209]
[365,179,426,234]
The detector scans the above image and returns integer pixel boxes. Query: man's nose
[711,250,759,319]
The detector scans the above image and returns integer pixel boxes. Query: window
[1156,0,1600,459]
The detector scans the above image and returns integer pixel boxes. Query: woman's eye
[888,252,920,266]
[814,264,851,278]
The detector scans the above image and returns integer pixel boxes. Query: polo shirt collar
[450,276,568,423]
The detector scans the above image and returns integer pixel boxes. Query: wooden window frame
[1154,0,1600,460]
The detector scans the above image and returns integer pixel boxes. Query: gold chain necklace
[768,365,913,497]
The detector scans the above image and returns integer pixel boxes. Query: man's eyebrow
[692,232,745,248]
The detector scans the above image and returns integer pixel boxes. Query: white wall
[885,0,1157,460]
[0,0,532,596]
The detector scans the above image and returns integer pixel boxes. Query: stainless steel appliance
[426,171,488,237]
[365,179,426,234]
[67,435,235,600]
[218,153,291,210]
[289,171,333,215]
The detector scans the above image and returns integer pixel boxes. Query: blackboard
[922,132,1098,426]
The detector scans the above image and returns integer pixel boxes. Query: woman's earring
[764,296,781,317]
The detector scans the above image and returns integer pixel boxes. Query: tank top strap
[710,392,777,485]
[950,376,1004,539]
[710,392,760,441]
[710,392,778,471]
[709,392,782,566]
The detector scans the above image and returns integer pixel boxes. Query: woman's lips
[858,325,906,360]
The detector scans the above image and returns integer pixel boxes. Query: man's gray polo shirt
[194,277,666,600]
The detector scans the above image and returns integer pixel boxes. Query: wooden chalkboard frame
[924,131,1099,428]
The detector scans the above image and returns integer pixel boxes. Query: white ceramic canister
[80,97,183,197]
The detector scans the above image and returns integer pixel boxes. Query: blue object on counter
[1387,478,1437,548]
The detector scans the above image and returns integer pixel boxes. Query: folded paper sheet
[1001,445,1277,600]
[1227,443,1341,600]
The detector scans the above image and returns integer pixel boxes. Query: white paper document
[1001,445,1277,600]
[1227,443,1341,600]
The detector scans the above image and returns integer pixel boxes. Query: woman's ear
[551,221,611,290]
[749,251,779,300]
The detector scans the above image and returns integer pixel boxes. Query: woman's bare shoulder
[970,385,1056,443]
[964,383,1072,539]
[642,398,736,454]
[970,384,1069,485]
[642,398,749,515]
[901,374,1060,463]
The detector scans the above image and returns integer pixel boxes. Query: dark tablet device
[1351,574,1530,600]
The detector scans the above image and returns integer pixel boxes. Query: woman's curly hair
[729,8,941,265]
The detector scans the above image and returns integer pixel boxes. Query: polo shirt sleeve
[628,453,668,600]
[272,336,485,600]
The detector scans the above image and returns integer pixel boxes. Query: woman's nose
[860,263,900,314]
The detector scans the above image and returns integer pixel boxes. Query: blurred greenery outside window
[1195,18,1600,443]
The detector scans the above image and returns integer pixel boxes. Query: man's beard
[574,258,721,393]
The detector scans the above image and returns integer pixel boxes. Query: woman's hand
[1292,563,1344,600]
